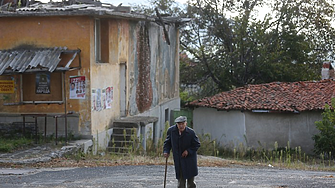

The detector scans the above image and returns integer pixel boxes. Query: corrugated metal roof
[0,47,78,75]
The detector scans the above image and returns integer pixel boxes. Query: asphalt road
[0,165,335,188]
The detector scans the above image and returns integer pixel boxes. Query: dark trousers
[178,169,196,188]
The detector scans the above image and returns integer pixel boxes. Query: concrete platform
[0,139,92,164]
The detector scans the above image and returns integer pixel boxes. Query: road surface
[1,165,335,187]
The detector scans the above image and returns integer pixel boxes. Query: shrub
[197,133,218,156]
[313,98,335,158]
[0,137,33,153]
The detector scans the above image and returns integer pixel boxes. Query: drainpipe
[63,71,68,143]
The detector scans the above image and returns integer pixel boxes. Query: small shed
[188,80,335,153]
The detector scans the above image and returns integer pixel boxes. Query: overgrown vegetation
[97,121,335,171]
[0,137,34,153]
[313,98,335,158]
[0,128,78,153]
[196,137,335,171]
[4,119,335,171]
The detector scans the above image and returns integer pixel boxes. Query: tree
[313,98,335,158]
[130,0,335,98]
[131,0,182,16]
[181,0,335,97]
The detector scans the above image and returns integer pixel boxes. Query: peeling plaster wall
[125,21,180,144]
[90,19,180,145]
[135,21,153,112]
[0,16,181,150]
[193,107,322,154]
[245,111,321,153]
[129,21,179,116]
[193,108,246,147]
[90,19,126,136]
[90,20,180,151]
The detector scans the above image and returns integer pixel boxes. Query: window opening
[95,18,109,63]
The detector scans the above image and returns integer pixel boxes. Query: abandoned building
[0,0,188,153]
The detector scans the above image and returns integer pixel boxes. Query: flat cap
[175,116,187,123]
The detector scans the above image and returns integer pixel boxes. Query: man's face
[177,121,187,132]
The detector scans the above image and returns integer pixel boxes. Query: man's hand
[164,153,169,158]
[181,150,188,158]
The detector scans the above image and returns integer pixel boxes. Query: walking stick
[164,156,168,188]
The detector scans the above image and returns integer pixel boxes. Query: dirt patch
[0,154,268,169]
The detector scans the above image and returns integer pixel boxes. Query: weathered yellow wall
[90,19,130,133]
[0,15,181,139]
[0,16,93,135]
[22,72,63,101]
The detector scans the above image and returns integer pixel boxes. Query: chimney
[322,61,334,80]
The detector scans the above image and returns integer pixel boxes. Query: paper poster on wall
[91,89,97,111]
[106,86,113,109]
[69,76,86,99]
[102,88,106,110]
[0,80,14,94]
[96,88,102,111]
[36,73,50,94]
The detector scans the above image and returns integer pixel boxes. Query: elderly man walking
[163,116,201,188]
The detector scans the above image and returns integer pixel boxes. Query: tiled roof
[187,80,335,112]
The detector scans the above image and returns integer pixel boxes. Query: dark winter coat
[163,124,200,179]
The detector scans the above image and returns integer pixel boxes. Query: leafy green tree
[131,0,335,99]
[181,0,335,97]
[313,98,335,158]
[131,0,182,16]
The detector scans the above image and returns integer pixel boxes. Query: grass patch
[2,122,335,172]
[0,137,34,153]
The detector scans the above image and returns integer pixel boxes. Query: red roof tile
[187,80,335,112]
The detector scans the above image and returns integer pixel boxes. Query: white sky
[39,0,187,6]
[100,0,187,6]
[103,0,270,20]
[38,0,270,20]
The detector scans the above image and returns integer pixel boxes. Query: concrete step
[113,122,138,128]
[107,146,132,153]
[109,140,134,147]
[111,135,132,141]
[112,127,135,135]
[108,123,138,154]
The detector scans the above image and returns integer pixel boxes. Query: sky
[39,0,188,6]
[100,0,187,6]
[101,0,269,20]
[38,0,270,20]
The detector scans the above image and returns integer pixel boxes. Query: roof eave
[0,10,155,21]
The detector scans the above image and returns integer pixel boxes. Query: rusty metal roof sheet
[0,47,79,75]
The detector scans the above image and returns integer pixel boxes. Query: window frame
[95,18,109,63]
